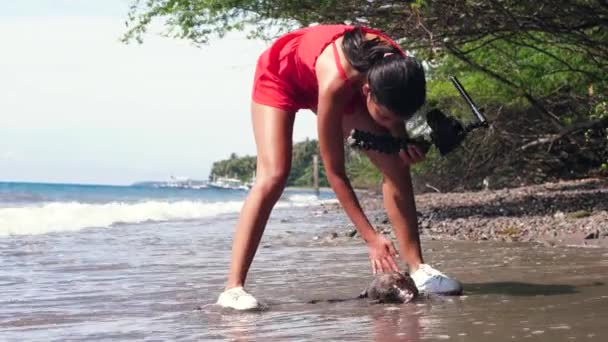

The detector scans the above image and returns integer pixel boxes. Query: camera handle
[346,76,489,156]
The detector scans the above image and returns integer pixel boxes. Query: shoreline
[317,177,608,248]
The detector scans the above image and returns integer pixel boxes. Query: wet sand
[209,240,608,341]
[2,190,607,341]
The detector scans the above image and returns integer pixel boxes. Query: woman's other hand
[398,144,425,165]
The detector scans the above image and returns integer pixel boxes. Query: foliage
[209,139,331,187]
[126,0,608,191]
[209,153,256,182]
[288,138,329,187]
[345,148,383,189]
[209,138,389,189]
[123,0,606,116]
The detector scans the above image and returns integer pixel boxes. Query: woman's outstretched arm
[315,74,399,274]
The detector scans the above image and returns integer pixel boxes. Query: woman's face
[362,84,402,129]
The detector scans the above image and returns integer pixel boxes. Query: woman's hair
[342,27,426,118]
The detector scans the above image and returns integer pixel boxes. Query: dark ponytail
[342,27,399,73]
[342,26,426,118]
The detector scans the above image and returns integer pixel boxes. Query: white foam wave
[285,194,320,204]
[0,196,337,237]
[285,194,338,206]
[0,200,247,236]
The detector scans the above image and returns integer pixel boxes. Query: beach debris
[585,230,600,240]
[359,272,419,304]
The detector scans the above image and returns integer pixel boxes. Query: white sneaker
[411,264,463,295]
[216,287,261,310]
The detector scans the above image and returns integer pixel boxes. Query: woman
[217,24,463,310]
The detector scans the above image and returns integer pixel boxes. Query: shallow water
[1,205,607,341]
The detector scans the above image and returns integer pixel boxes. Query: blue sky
[0,0,317,185]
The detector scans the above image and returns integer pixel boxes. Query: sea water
[0,182,335,236]
[1,182,607,341]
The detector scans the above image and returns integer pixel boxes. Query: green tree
[210,153,256,182]
[126,0,607,190]
[209,139,333,187]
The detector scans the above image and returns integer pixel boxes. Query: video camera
[347,76,489,156]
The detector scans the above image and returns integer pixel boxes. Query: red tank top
[262,24,405,111]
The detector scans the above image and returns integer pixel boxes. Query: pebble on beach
[320,178,608,248]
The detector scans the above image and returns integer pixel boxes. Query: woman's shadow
[461,281,603,296]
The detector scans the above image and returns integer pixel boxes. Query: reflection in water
[370,307,423,342]
[207,302,428,342]
[212,310,262,342]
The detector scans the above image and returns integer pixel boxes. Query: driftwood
[520,118,608,151]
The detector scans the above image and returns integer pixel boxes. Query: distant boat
[164,176,208,189]
[209,176,250,191]
[132,176,208,190]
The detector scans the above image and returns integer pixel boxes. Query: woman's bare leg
[341,110,424,272]
[226,102,295,289]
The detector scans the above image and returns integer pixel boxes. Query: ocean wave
[0,200,246,236]
[284,194,322,204]
[0,197,336,237]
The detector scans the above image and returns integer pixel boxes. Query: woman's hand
[399,144,425,165]
[367,234,400,274]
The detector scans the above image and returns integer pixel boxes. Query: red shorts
[251,25,354,112]
[251,48,307,112]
